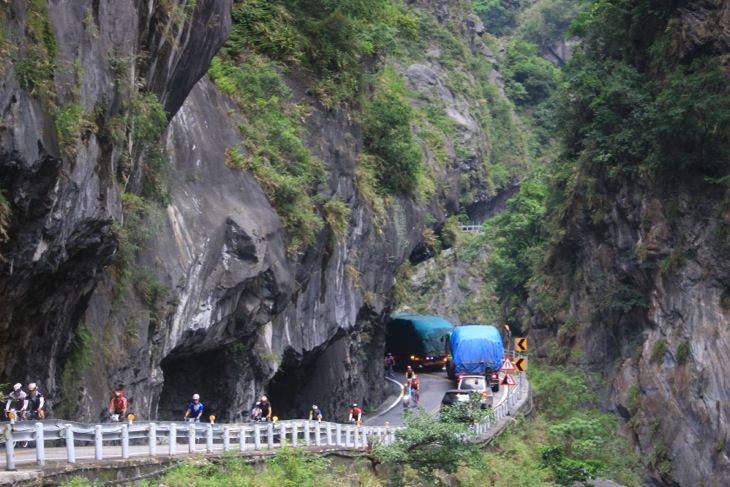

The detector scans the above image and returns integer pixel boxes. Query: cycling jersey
[6,390,28,412]
[110,396,128,413]
[27,391,45,410]
[349,407,362,421]
[187,401,204,418]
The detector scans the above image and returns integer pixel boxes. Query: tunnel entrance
[266,357,320,421]
[158,345,246,422]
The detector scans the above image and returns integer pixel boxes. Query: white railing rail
[459,225,483,233]
[1,370,527,471]
[1,418,398,470]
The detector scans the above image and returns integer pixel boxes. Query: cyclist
[26,383,46,420]
[348,403,362,423]
[256,396,272,421]
[309,405,323,421]
[384,353,396,379]
[108,389,128,420]
[184,394,204,422]
[410,375,421,405]
[249,400,261,421]
[402,382,413,408]
[5,383,29,420]
[405,365,415,381]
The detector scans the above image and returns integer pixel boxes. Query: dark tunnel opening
[158,346,243,422]
[265,357,320,421]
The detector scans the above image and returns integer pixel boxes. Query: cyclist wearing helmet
[108,389,128,419]
[309,405,323,421]
[5,383,29,420]
[27,383,46,420]
[184,394,204,422]
[257,396,272,421]
[348,403,362,423]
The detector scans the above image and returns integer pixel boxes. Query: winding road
[363,367,509,427]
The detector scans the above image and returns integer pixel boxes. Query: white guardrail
[1,372,526,471]
[459,225,483,232]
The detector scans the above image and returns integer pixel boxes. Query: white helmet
[260,395,267,401]
[13,383,21,391]
[28,383,37,391]
[312,405,318,409]
[192,394,200,400]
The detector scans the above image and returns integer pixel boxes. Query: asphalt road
[363,367,509,427]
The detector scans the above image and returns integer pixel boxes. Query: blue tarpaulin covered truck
[445,324,505,391]
[386,314,455,370]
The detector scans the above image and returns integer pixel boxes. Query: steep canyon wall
[0,0,511,424]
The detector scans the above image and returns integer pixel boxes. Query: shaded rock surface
[536,2,730,485]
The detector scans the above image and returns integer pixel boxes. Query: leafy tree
[517,0,586,51]
[530,366,590,420]
[649,58,730,175]
[473,0,526,37]
[540,444,602,486]
[372,400,489,484]
[502,40,559,106]
[363,66,423,197]
[484,172,547,304]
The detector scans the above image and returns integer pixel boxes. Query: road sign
[516,338,528,352]
[514,357,527,372]
[500,357,515,371]
[500,372,517,386]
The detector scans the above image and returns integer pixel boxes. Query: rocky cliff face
[536,2,730,485]
[0,1,513,424]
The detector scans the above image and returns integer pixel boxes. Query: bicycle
[103,411,132,422]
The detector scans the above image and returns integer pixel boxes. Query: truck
[386,314,455,370]
[445,324,504,391]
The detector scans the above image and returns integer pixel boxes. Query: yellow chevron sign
[514,357,527,372]
[515,338,528,352]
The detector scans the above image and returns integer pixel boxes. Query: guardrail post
[345,425,352,448]
[354,425,360,449]
[35,422,45,466]
[267,423,274,450]
[65,424,75,463]
[326,423,333,445]
[291,423,298,447]
[336,423,342,446]
[188,424,197,454]
[149,423,157,456]
[168,423,177,456]
[239,426,246,452]
[314,421,321,446]
[254,424,261,450]
[223,427,230,451]
[279,422,286,446]
[94,424,103,460]
[304,421,311,446]
[5,425,15,471]
[206,424,213,453]
[121,423,129,459]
